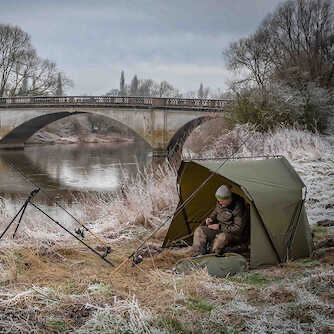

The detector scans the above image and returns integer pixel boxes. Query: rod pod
[0,188,40,240]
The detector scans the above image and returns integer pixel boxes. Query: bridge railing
[0,96,232,109]
[165,98,228,108]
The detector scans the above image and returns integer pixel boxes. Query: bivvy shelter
[162,156,313,268]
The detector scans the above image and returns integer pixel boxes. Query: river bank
[27,131,134,145]
[0,126,333,333]
[26,113,135,145]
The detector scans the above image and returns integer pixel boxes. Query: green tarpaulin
[175,253,248,277]
[163,157,313,268]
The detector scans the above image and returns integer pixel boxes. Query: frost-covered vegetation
[2,0,334,330]
[186,124,334,225]
[0,163,177,247]
[223,0,334,133]
[0,124,333,333]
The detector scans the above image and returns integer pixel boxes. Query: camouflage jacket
[207,196,246,236]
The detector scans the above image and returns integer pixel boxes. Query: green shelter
[163,157,313,268]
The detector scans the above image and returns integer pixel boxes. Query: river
[0,141,151,193]
[0,142,152,224]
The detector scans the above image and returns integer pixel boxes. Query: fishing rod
[1,158,114,267]
[111,128,256,275]
[0,188,114,266]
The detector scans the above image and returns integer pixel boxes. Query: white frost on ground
[291,153,334,225]
[191,126,334,226]
[0,126,333,333]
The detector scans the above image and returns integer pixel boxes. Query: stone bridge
[0,96,231,158]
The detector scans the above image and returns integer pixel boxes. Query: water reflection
[0,141,151,196]
[0,142,151,236]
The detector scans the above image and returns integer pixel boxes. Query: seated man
[193,185,247,256]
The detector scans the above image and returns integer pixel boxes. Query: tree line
[106,71,215,99]
[0,25,220,100]
[223,0,334,132]
[0,24,72,97]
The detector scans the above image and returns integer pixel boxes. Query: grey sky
[0,0,283,95]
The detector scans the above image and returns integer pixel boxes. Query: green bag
[175,253,248,278]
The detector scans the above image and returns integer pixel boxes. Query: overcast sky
[0,0,284,95]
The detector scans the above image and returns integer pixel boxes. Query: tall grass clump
[192,123,332,162]
[0,163,178,247]
[75,162,178,241]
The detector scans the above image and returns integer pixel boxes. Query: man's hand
[205,217,213,225]
[208,224,220,230]
[206,218,219,230]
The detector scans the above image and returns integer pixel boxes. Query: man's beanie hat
[215,185,232,199]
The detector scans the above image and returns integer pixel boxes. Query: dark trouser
[192,225,236,256]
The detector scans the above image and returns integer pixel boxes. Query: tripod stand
[0,188,40,240]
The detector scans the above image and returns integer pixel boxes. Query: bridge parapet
[0,96,232,111]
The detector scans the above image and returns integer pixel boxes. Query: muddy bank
[27,132,134,145]
[26,113,135,145]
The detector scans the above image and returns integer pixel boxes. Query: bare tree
[105,75,193,98]
[137,79,154,96]
[223,28,273,94]
[224,0,334,91]
[197,82,210,98]
[55,72,63,96]
[106,88,120,96]
[198,83,204,98]
[183,90,197,98]
[0,24,72,97]
[159,80,174,97]
[130,75,139,96]
[18,76,28,96]
[0,24,31,96]
[223,0,334,130]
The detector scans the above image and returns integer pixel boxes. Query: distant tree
[266,0,334,89]
[210,88,232,99]
[130,75,139,96]
[223,0,334,131]
[55,73,63,96]
[106,88,120,96]
[0,24,73,97]
[135,79,177,97]
[173,89,184,98]
[18,76,28,96]
[223,28,272,96]
[184,90,197,98]
[198,83,204,98]
[105,76,193,98]
[224,0,334,91]
[197,83,210,98]
[120,70,126,95]
[159,81,174,97]
[150,81,161,97]
[32,74,36,91]
[138,79,154,96]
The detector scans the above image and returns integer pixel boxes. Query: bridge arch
[166,116,216,159]
[0,111,151,148]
